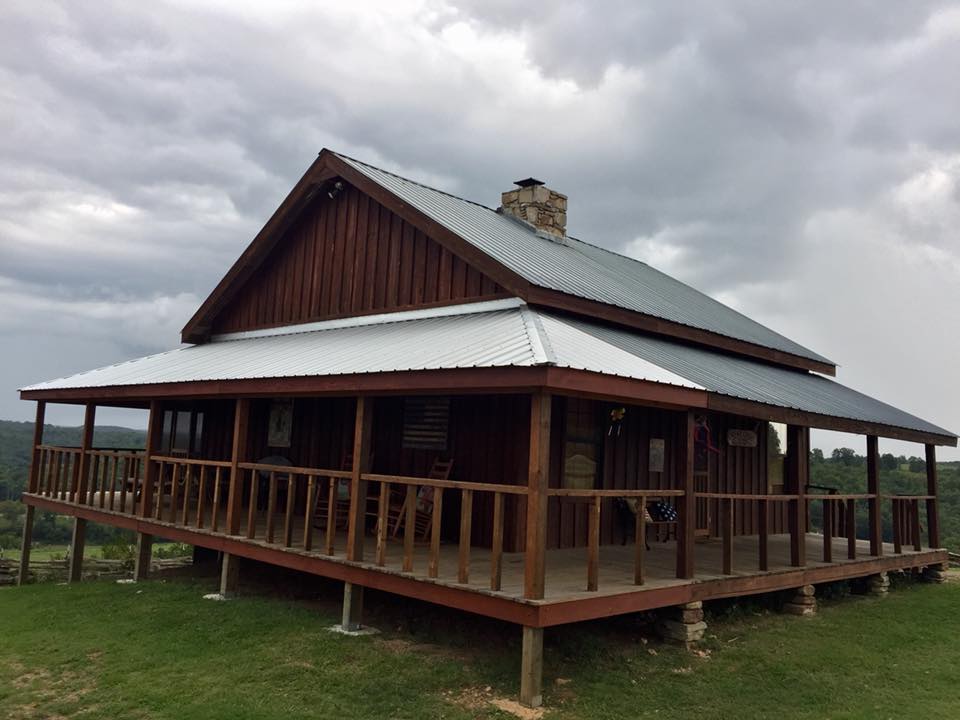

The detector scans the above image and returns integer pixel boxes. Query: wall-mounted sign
[649,438,665,473]
[268,399,294,448]
[727,429,757,448]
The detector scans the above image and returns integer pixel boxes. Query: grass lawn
[1,573,958,719]
[4,543,190,562]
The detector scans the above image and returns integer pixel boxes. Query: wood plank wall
[186,395,781,554]
[546,398,786,549]
[212,183,507,334]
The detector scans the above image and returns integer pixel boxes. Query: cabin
[17,149,956,707]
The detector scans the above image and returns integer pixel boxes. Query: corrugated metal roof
[22,301,952,439]
[335,152,833,366]
[537,312,953,438]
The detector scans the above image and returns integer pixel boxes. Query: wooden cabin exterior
[17,149,956,708]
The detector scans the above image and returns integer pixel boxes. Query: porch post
[72,403,96,503]
[676,409,695,579]
[786,425,808,566]
[220,551,240,597]
[524,391,550,600]
[139,400,164,517]
[925,444,940,548]
[17,400,46,585]
[866,435,882,556]
[346,395,374,562]
[134,400,163,580]
[343,395,374,631]
[67,518,86,583]
[225,398,250,535]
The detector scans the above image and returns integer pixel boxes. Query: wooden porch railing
[82,449,145,512]
[148,456,233,530]
[885,494,930,553]
[809,494,874,562]
[237,462,350,552]
[35,445,81,501]
[697,493,800,574]
[546,488,685,591]
[361,473,527,590]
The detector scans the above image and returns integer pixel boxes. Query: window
[402,397,450,450]
[160,408,204,456]
[562,398,600,489]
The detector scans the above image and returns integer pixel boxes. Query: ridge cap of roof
[209,297,526,343]
[331,150,497,212]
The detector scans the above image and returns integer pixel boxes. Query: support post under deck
[68,517,86,583]
[134,533,153,581]
[341,582,365,631]
[520,626,544,708]
[18,400,45,586]
[220,552,240,597]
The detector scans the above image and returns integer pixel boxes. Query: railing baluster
[428,488,444,579]
[154,460,165,520]
[283,474,295,547]
[247,469,259,539]
[892,499,902,553]
[846,499,856,559]
[265,471,278,544]
[168,463,181,523]
[633,496,646,585]
[325,477,337,556]
[403,485,416,573]
[758,498,769,571]
[587,495,600,591]
[912,499,922,551]
[491,492,503,591]
[376,481,390,566]
[211,467,222,532]
[196,465,207,528]
[457,489,473,584]
[181,465,192,525]
[722,498,733,574]
[303,476,316,551]
[822,499,833,562]
[109,455,119,511]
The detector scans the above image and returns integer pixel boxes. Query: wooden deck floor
[25,492,947,627]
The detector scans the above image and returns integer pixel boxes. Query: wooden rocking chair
[388,457,454,541]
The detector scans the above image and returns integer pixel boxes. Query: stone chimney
[500,178,567,239]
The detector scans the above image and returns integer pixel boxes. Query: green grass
[1,575,959,719]
[4,543,189,562]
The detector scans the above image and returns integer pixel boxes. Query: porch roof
[20,298,955,443]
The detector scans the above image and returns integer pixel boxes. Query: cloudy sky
[2,1,958,458]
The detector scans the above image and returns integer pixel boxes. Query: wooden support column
[346,396,374,563]
[866,435,882,556]
[220,552,240,597]
[225,399,250,535]
[524,392,551,600]
[73,404,96,503]
[519,626,544,708]
[676,409,696,579]
[17,401,46,586]
[133,533,153,581]
[68,518,86,583]
[925,444,941,549]
[139,400,164,518]
[786,425,808,567]
[341,582,365,632]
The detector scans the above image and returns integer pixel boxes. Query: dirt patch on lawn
[4,659,97,719]
[375,636,473,663]
[448,686,546,719]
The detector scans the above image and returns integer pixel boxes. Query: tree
[831,447,858,466]
[880,453,899,471]
[810,448,825,464]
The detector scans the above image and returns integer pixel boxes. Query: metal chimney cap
[513,177,545,188]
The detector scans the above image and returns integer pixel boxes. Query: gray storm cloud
[1,0,957,457]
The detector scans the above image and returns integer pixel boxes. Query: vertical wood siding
[212,183,506,334]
